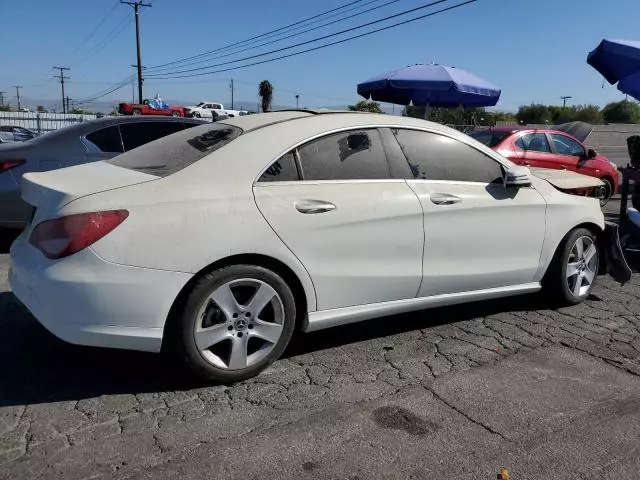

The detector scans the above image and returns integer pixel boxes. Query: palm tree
[258,80,273,113]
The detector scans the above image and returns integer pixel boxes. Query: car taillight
[29,210,129,259]
[0,160,26,172]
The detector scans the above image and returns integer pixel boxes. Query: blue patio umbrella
[618,71,640,101]
[357,63,501,108]
[587,39,640,84]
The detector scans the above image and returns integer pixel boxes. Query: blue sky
[2,0,639,111]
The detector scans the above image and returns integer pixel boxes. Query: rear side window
[258,152,300,182]
[120,121,185,151]
[107,123,242,177]
[297,129,391,181]
[86,126,124,153]
[392,129,503,184]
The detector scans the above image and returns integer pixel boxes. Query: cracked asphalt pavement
[1,217,640,479]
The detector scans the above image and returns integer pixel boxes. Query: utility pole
[560,95,573,108]
[53,67,70,113]
[122,1,152,104]
[295,95,300,109]
[12,86,22,111]
[0,91,5,108]
[130,64,146,104]
[66,96,71,113]
[230,79,234,109]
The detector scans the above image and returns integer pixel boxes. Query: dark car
[0,116,206,229]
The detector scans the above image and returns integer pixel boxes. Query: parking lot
[1,202,640,480]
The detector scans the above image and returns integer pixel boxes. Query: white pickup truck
[184,102,247,119]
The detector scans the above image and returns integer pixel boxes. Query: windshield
[469,130,512,148]
[107,123,242,177]
[196,102,205,107]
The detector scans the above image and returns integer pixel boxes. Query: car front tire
[543,228,600,306]
[175,265,297,383]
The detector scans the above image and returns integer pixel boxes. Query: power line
[66,0,120,62]
[147,0,470,79]
[147,0,404,74]
[72,13,133,67]
[149,0,370,70]
[53,67,71,114]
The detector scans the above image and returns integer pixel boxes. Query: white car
[9,111,629,382]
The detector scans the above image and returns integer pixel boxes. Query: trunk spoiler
[21,162,157,211]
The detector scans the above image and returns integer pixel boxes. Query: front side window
[392,129,503,184]
[297,129,391,181]
[86,125,124,153]
[119,121,185,151]
[258,152,300,182]
[551,134,584,157]
[514,133,552,153]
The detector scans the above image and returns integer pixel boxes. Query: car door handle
[430,193,461,205]
[295,200,337,214]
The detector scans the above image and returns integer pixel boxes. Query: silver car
[0,116,205,229]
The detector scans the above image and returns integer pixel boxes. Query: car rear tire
[599,177,613,207]
[194,112,201,118]
[132,109,142,116]
[175,265,297,383]
[542,228,600,306]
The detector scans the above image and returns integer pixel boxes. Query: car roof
[475,126,577,136]
[218,109,467,136]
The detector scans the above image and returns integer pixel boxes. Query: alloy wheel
[194,279,285,370]
[566,235,598,297]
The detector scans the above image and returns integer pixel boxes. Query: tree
[602,100,640,124]
[36,105,46,113]
[347,100,384,113]
[403,105,494,126]
[516,104,552,125]
[258,80,273,113]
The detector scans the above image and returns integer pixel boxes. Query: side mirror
[504,165,532,188]
[587,148,597,159]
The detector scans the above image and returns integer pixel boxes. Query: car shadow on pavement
[0,290,551,407]
[284,293,549,358]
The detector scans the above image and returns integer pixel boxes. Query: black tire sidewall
[555,228,599,305]
[177,265,297,383]
[600,178,613,207]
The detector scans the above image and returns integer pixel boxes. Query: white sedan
[8,111,629,382]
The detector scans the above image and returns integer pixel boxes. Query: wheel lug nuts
[228,326,233,331]
[245,312,251,317]
[248,324,254,329]
[237,332,243,338]
[232,313,238,318]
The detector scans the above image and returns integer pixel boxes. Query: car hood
[529,167,604,189]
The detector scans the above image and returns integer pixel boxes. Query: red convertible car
[469,127,619,205]
[118,100,187,117]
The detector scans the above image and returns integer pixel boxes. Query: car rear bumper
[9,237,192,353]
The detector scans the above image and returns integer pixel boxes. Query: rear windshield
[468,130,511,148]
[107,123,242,177]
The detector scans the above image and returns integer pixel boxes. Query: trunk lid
[21,161,158,216]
